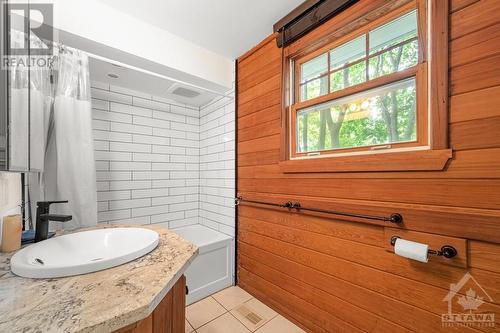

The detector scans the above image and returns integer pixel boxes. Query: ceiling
[89,57,219,107]
[95,0,304,59]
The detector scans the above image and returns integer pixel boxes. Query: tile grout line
[198,291,255,332]
[211,294,235,312]
[190,296,229,331]
[187,286,298,333]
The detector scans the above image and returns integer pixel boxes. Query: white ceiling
[96,0,304,59]
[89,57,219,107]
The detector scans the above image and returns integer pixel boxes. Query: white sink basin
[11,228,159,279]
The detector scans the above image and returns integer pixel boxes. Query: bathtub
[173,225,234,305]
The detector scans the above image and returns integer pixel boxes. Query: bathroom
[1,0,499,332]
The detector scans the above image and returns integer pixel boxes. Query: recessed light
[108,73,119,79]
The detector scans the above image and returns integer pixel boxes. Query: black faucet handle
[37,200,69,208]
[39,214,73,222]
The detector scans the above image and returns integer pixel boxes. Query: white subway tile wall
[199,89,236,236]
[91,79,236,236]
[91,82,201,228]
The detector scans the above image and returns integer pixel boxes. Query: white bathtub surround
[173,224,233,305]
[199,84,236,237]
[179,87,235,304]
[91,83,201,228]
[92,77,236,301]
[91,76,236,234]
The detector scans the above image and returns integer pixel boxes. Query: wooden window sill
[279,149,452,173]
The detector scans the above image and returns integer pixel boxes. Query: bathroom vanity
[0,226,198,333]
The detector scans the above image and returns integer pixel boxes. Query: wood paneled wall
[236,0,500,332]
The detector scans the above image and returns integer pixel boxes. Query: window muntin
[296,78,417,153]
[298,9,418,102]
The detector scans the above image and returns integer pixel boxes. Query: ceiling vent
[171,86,201,98]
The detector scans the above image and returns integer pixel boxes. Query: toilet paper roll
[394,238,429,263]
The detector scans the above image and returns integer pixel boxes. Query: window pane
[297,78,417,153]
[300,54,328,101]
[301,76,329,101]
[369,10,418,54]
[330,61,366,93]
[330,35,366,70]
[368,10,418,79]
[301,53,328,83]
[368,39,418,79]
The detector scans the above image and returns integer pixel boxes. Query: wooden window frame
[279,0,451,173]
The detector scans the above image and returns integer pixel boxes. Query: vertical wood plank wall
[236,0,500,332]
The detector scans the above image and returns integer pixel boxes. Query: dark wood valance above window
[274,0,359,48]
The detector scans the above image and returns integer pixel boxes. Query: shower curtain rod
[235,196,403,224]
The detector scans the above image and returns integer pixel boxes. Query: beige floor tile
[186,319,194,333]
[186,296,227,329]
[255,315,306,333]
[212,286,253,310]
[231,298,278,331]
[197,312,251,333]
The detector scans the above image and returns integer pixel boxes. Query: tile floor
[186,286,306,333]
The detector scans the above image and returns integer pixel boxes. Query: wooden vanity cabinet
[115,275,186,333]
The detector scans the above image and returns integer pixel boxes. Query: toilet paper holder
[390,236,458,259]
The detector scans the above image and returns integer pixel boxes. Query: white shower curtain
[47,48,97,229]
[29,46,97,230]
[27,42,53,230]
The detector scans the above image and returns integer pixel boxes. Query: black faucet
[35,201,73,242]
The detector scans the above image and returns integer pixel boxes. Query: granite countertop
[0,225,198,333]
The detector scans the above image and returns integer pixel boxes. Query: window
[296,78,417,153]
[288,4,433,158]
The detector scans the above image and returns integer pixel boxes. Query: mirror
[0,1,9,170]
[0,50,6,171]
[0,1,39,172]
[7,13,30,171]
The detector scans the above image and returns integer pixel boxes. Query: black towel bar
[235,196,403,224]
